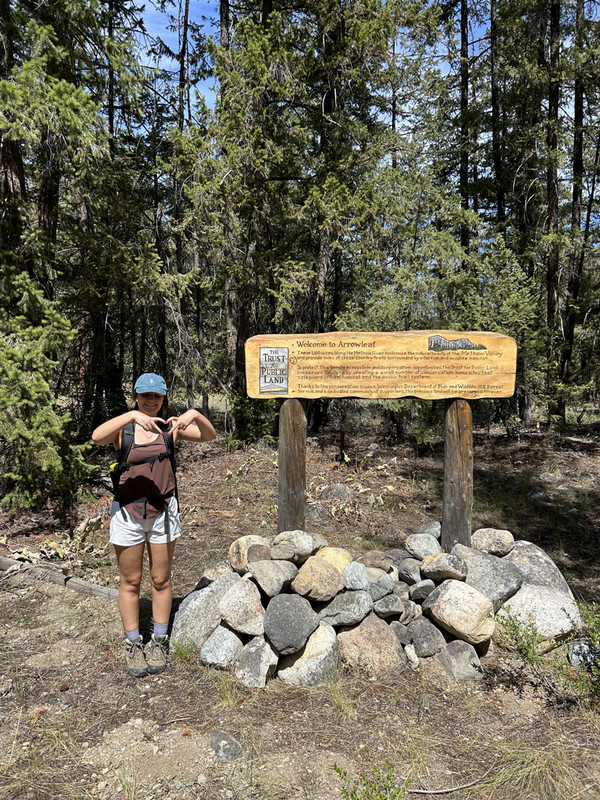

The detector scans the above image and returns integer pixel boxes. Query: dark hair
[129,390,169,418]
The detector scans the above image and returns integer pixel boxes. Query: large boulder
[314,547,352,575]
[171,572,241,649]
[318,590,373,627]
[337,613,407,677]
[498,541,582,643]
[451,544,523,612]
[278,623,340,687]
[200,626,244,669]
[233,637,278,688]
[272,530,317,563]
[405,534,442,561]
[292,556,345,602]
[422,580,495,645]
[263,594,319,655]
[217,578,265,636]
[248,560,298,597]
[229,536,270,573]
[471,528,515,556]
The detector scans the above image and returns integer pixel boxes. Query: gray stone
[229,536,270,573]
[278,623,339,687]
[196,561,234,589]
[423,580,495,645]
[409,580,436,602]
[385,549,412,569]
[171,573,241,649]
[270,544,297,561]
[498,541,582,642]
[200,626,244,669]
[308,504,329,524]
[311,532,330,551]
[437,641,484,682]
[406,618,447,657]
[292,555,345,602]
[405,534,442,560]
[218,578,265,636]
[418,521,442,539]
[272,530,316,563]
[389,621,411,646]
[451,544,523,612]
[338,613,407,677]
[398,558,422,585]
[209,730,244,763]
[233,637,278,688]
[392,581,410,599]
[568,639,600,670]
[343,561,370,591]
[321,483,351,502]
[502,541,572,593]
[246,544,272,563]
[497,585,582,642]
[399,600,421,625]
[405,643,420,671]
[368,572,396,601]
[373,593,407,619]
[471,528,515,556]
[318,590,373,627]
[357,551,395,571]
[528,488,550,503]
[263,594,319,655]
[248,560,298,597]
[421,553,468,582]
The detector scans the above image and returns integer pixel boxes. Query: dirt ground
[1,411,600,800]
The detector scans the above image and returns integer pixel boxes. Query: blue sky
[142,1,218,106]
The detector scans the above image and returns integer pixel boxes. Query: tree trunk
[459,0,469,252]
[546,0,560,418]
[490,0,505,230]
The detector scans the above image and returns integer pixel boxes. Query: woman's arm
[91,410,165,448]
[169,409,216,444]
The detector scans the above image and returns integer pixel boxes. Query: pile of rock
[171,522,582,688]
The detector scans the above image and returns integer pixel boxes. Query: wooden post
[278,399,306,533]
[441,398,473,551]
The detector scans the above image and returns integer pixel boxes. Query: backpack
[110,421,178,523]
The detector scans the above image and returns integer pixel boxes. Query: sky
[142,1,218,107]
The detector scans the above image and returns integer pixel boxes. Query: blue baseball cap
[134,373,167,395]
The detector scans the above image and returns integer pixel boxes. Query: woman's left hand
[167,409,197,432]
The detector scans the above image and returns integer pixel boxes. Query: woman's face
[136,392,165,417]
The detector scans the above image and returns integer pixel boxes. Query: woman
[92,373,216,678]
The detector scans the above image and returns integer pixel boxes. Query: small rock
[209,730,244,763]
[406,618,447,657]
[321,483,351,502]
[418,521,442,539]
[405,534,442,561]
[423,580,495,645]
[421,553,467,582]
[398,558,422,585]
[437,640,484,682]
[272,530,316,563]
[568,639,600,670]
[233,637,278,688]
[343,561,370,591]
[471,528,515,556]
[229,536,270,573]
[409,579,436,601]
[338,613,407,678]
[318,590,373,627]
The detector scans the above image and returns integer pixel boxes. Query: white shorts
[109,498,182,547]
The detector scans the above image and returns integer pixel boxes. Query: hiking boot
[145,634,168,675]
[124,636,148,678]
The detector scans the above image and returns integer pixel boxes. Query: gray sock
[125,628,140,641]
[153,622,169,638]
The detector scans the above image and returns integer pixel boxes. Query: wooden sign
[246,331,517,400]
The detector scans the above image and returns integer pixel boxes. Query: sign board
[245,330,517,400]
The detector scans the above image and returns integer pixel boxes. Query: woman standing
[92,373,216,677]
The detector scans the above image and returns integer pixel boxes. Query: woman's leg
[146,539,177,627]
[114,543,145,632]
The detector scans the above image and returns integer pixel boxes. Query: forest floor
[1,410,600,800]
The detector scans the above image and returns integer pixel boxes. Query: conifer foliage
[1,0,599,505]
